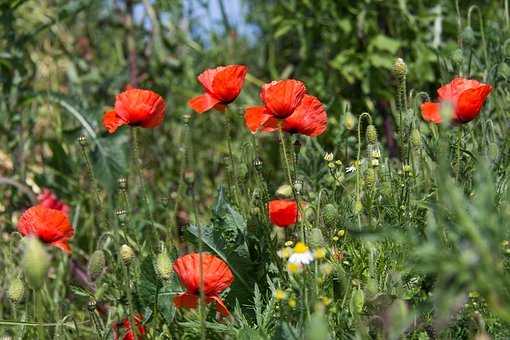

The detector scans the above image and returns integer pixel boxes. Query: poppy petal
[282,95,327,137]
[268,199,298,227]
[197,68,223,94]
[188,93,222,114]
[420,102,442,124]
[260,79,307,118]
[455,84,492,123]
[211,65,248,103]
[103,110,126,134]
[52,240,72,254]
[244,106,278,133]
[173,292,199,309]
[208,295,230,317]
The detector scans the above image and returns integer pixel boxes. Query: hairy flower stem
[224,109,241,208]
[190,185,206,340]
[122,264,139,339]
[33,289,43,338]
[455,128,463,181]
[356,113,372,229]
[79,139,106,241]
[131,128,157,245]
[278,125,306,241]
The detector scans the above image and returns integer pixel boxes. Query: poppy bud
[22,237,50,289]
[354,199,363,215]
[323,152,334,162]
[7,277,25,304]
[350,287,365,314]
[87,250,106,281]
[366,125,377,144]
[120,244,135,265]
[364,168,376,188]
[393,58,407,78]
[343,112,356,130]
[461,26,476,47]
[321,203,337,228]
[155,252,172,280]
[451,49,464,66]
[410,128,422,149]
[293,179,303,195]
[276,184,293,198]
[488,142,499,161]
[308,228,325,248]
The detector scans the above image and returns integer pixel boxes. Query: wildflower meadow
[1,1,510,339]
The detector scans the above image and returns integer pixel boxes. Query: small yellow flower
[288,298,297,308]
[274,289,287,301]
[284,240,294,247]
[313,248,327,260]
[337,229,346,237]
[277,247,293,259]
[293,242,309,254]
[321,296,332,306]
[287,262,302,273]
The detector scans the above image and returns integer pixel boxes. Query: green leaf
[370,34,401,53]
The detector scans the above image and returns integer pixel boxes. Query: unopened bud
[366,125,377,144]
[343,112,356,130]
[88,250,106,281]
[308,228,325,248]
[22,237,50,289]
[354,200,363,215]
[155,252,172,280]
[410,129,422,149]
[276,184,293,198]
[321,204,337,228]
[253,157,263,171]
[461,26,476,47]
[120,244,135,265]
[324,153,334,162]
[351,287,365,314]
[488,142,499,161]
[7,277,25,304]
[393,58,407,78]
[451,49,464,66]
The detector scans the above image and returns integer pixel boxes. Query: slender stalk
[278,125,306,241]
[224,108,241,207]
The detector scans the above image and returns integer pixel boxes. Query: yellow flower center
[294,242,309,253]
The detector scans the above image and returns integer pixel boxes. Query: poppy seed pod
[366,125,377,144]
[155,252,172,280]
[87,250,106,281]
[393,58,407,78]
[7,277,25,304]
[321,204,338,228]
[120,244,135,265]
[22,237,50,289]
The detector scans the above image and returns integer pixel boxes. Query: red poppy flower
[173,252,234,316]
[420,77,492,124]
[268,199,298,228]
[17,205,74,254]
[37,188,70,217]
[102,88,166,133]
[244,79,327,137]
[113,315,145,340]
[188,64,248,113]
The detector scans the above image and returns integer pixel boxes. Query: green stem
[225,109,241,207]
[278,125,306,241]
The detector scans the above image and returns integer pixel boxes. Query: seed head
[253,157,263,171]
[118,177,128,190]
[364,168,376,188]
[7,277,25,304]
[410,129,422,149]
[321,204,337,228]
[78,135,88,147]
